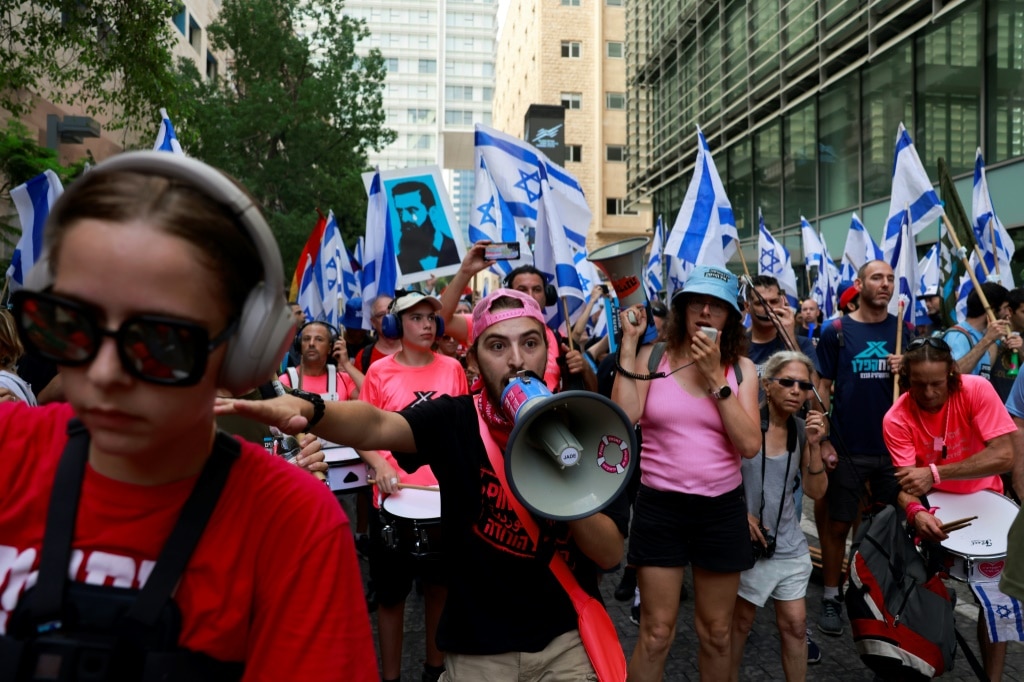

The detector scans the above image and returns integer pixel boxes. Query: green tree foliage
[0,2,179,132]
[0,121,89,253]
[174,0,394,273]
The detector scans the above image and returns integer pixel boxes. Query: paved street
[348,492,1024,680]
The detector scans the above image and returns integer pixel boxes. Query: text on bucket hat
[471,289,547,343]
[672,265,741,313]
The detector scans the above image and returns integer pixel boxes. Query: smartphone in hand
[484,242,521,261]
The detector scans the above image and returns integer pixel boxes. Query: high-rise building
[493,0,651,252]
[627,0,1024,271]
[348,0,498,243]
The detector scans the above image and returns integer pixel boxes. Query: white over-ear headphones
[24,151,295,394]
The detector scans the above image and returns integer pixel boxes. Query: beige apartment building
[493,0,651,252]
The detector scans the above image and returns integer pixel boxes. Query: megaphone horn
[587,237,651,310]
[501,373,637,521]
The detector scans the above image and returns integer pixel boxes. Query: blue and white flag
[645,215,665,300]
[888,206,917,324]
[800,216,827,272]
[973,149,1015,289]
[361,169,399,330]
[296,252,322,323]
[917,243,941,325]
[474,124,591,251]
[468,154,531,279]
[5,170,63,293]
[882,122,944,261]
[535,169,586,332]
[574,250,607,339]
[663,127,738,296]
[339,237,362,330]
[840,212,883,281]
[153,108,184,155]
[317,211,344,329]
[757,209,798,306]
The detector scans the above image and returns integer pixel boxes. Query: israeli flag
[468,154,530,279]
[757,209,798,306]
[645,215,665,300]
[296,252,322,323]
[973,149,1015,289]
[800,216,827,273]
[317,211,345,329]
[339,236,362,329]
[153,108,184,155]
[917,243,941,325]
[882,122,944,261]
[535,168,586,331]
[474,124,591,251]
[888,207,918,324]
[811,257,841,320]
[574,250,607,339]
[361,169,399,330]
[840,212,883,281]
[5,170,63,293]
[664,127,738,296]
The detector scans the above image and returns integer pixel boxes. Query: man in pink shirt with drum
[883,336,1020,680]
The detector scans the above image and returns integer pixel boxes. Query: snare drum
[927,490,1019,583]
[323,446,369,492]
[380,488,443,559]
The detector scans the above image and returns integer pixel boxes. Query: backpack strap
[325,365,337,395]
[286,366,300,390]
[946,325,977,350]
[360,345,374,374]
[646,342,667,374]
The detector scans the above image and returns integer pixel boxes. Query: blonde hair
[0,308,24,370]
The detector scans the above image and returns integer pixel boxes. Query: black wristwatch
[290,389,325,428]
[709,384,732,400]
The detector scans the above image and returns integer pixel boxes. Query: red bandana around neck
[476,391,514,451]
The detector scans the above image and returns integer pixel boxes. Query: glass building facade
[627,0,1024,270]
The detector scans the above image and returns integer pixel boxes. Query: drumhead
[323,446,360,464]
[930,490,1018,557]
[382,488,441,520]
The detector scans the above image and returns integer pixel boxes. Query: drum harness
[0,419,244,682]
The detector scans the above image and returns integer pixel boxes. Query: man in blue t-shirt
[746,275,820,384]
[813,260,905,638]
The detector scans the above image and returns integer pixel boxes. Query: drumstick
[366,479,440,493]
[939,516,978,532]
[941,522,973,534]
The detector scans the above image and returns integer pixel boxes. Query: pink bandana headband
[470,288,547,343]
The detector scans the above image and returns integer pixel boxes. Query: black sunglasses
[906,337,950,352]
[768,377,814,391]
[12,290,236,387]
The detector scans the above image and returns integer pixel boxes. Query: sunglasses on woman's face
[11,290,236,387]
[768,377,814,391]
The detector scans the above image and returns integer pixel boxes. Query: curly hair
[663,293,748,366]
[897,339,962,393]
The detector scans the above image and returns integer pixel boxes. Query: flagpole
[0,278,8,306]
[736,242,752,279]
[942,213,998,324]
[560,296,576,351]
[893,300,905,403]
[992,225,1000,278]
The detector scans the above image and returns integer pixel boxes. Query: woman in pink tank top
[612,265,760,681]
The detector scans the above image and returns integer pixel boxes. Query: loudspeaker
[501,373,637,521]
[23,151,294,395]
[587,237,650,310]
[293,321,340,356]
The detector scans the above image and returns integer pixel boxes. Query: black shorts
[826,451,900,523]
[627,483,754,573]
[368,508,448,607]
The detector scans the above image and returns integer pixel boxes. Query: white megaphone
[501,372,637,520]
[588,236,658,344]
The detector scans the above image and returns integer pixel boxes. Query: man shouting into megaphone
[217,289,630,681]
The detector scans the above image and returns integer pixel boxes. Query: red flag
[289,210,327,301]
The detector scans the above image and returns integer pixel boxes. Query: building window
[561,41,581,59]
[206,53,218,81]
[445,110,474,125]
[567,145,583,162]
[605,92,626,110]
[419,59,437,74]
[385,58,399,72]
[188,16,202,53]
[606,198,637,215]
[606,145,625,161]
[408,109,435,124]
[407,134,434,150]
[561,0,581,5]
[445,85,474,100]
[606,41,623,59]
[561,92,582,109]
[606,0,622,5]
[172,5,186,35]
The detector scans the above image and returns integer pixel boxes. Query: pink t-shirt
[278,367,357,400]
[638,358,742,495]
[361,353,468,489]
[883,374,1015,494]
